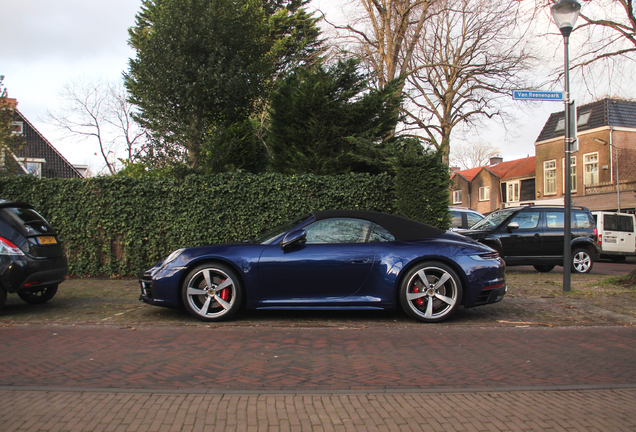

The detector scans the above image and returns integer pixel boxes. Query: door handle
[350,259,369,264]
[534,233,541,237]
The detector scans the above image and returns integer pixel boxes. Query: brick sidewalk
[2,388,635,431]
[2,325,636,430]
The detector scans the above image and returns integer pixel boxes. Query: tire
[533,265,555,273]
[17,285,58,304]
[181,263,243,322]
[399,262,463,323]
[571,248,593,274]
[0,284,6,309]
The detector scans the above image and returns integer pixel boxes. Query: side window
[368,224,396,242]
[546,212,564,229]
[450,211,462,228]
[304,218,373,244]
[509,211,540,229]
[466,212,482,228]
[573,211,593,229]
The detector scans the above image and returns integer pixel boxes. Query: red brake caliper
[219,279,230,301]
[412,285,423,306]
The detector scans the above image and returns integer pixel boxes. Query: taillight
[0,236,25,256]
[479,251,500,259]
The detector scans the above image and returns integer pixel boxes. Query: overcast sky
[1,0,608,174]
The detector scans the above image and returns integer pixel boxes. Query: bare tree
[450,141,500,170]
[575,0,636,65]
[327,0,434,91]
[402,0,537,162]
[47,79,146,175]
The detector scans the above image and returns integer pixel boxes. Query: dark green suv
[460,205,600,274]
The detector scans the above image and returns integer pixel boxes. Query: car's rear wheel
[533,265,555,273]
[182,263,242,322]
[399,262,462,323]
[17,285,58,304]
[572,248,593,274]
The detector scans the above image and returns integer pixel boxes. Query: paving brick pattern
[1,388,635,432]
[2,325,636,431]
[1,326,635,391]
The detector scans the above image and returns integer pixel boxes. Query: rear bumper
[0,255,68,293]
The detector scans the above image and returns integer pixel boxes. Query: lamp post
[551,0,581,292]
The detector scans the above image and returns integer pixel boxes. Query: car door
[498,211,543,260]
[543,211,565,257]
[258,218,375,302]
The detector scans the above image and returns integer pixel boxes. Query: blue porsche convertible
[139,210,506,323]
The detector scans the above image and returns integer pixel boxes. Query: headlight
[163,248,185,266]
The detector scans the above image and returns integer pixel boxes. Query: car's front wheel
[533,265,555,273]
[572,248,593,274]
[399,262,462,323]
[182,263,243,322]
[17,285,58,304]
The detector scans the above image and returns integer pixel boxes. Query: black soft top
[312,210,444,241]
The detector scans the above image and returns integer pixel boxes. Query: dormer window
[555,118,565,132]
[577,111,591,126]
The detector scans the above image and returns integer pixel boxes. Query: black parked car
[0,200,67,308]
[460,205,599,274]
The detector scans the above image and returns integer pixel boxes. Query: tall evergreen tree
[267,59,402,175]
[125,0,321,170]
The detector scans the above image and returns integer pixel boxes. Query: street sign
[512,90,564,101]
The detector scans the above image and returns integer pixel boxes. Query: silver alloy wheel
[402,264,461,322]
[184,267,237,320]
[572,249,592,274]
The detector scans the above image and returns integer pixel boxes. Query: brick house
[534,98,636,212]
[4,98,82,179]
[451,156,536,213]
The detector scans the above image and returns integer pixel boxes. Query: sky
[1,0,622,175]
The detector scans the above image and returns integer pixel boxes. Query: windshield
[470,209,515,230]
[254,214,312,244]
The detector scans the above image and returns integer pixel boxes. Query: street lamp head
[551,0,581,37]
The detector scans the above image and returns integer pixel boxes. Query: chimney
[489,156,503,166]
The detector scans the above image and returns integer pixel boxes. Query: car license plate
[37,236,57,245]
[604,237,617,243]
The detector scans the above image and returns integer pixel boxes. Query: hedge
[0,168,449,277]
[0,173,396,276]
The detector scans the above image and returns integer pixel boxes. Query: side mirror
[507,221,520,231]
[281,230,307,249]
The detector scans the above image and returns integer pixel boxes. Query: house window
[584,152,599,185]
[544,160,557,195]
[562,156,576,192]
[15,157,45,179]
[452,190,462,204]
[11,121,23,135]
[507,181,519,202]
[479,186,490,201]
[555,119,565,132]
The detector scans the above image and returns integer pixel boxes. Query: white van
[592,211,636,262]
